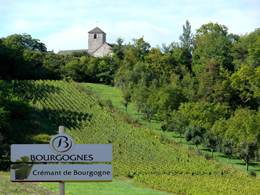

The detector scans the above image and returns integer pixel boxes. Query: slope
[13,80,260,195]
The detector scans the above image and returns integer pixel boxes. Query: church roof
[88,27,106,34]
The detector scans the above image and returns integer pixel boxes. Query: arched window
[94,34,97,39]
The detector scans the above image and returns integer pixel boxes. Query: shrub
[248,170,257,177]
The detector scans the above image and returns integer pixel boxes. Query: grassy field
[41,177,172,195]
[0,171,171,195]
[80,82,260,176]
[0,171,54,195]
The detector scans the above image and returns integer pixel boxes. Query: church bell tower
[88,27,106,53]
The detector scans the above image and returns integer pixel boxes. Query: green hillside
[80,82,260,175]
[11,80,260,194]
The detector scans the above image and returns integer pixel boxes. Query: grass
[0,171,55,195]
[1,172,171,195]
[80,82,260,176]
[41,177,172,195]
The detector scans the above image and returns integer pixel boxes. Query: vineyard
[13,80,260,194]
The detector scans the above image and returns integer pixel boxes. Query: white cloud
[3,0,259,52]
[42,24,93,53]
[108,21,172,47]
[43,21,174,52]
[13,19,33,32]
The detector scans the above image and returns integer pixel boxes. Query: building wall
[93,43,113,57]
[88,33,105,53]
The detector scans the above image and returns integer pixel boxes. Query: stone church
[57,27,113,57]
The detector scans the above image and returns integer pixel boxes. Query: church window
[94,34,97,39]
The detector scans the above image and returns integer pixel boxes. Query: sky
[0,0,259,53]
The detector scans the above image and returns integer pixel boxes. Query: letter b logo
[50,134,74,154]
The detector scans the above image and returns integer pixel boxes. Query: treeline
[112,21,260,171]
[0,33,118,82]
[1,21,260,171]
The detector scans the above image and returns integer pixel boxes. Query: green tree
[173,46,192,71]
[132,81,148,121]
[145,48,175,79]
[121,89,132,114]
[230,34,248,70]
[203,130,218,158]
[156,79,187,121]
[220,137,234,163]
[178,101,231,130]
[224,108,260,144]
[2,33,47,52]
[132,37,151,61]
[236,139,258,171]
[246,35,260,68]
[88,57,100,82]
[141,102,156,129]
[179,20,194,52]
[96,56,118,84]
[192,22,233,76]
[161,41,178,54]
[185,124,206,149]
[169,111,189,143]
[64,60,88,82]
[230,63,260,108]
[111,37,125,60]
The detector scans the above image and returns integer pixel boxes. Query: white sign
[11,144,112,162]
[11,164,112,182]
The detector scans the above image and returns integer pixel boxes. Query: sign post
[10,125,113,194]
[59,126,65,195]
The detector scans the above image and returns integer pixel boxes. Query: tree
[224,108,260,144]
[173,46,192,71]
[236,139,258,171]
[88,57,100,82]
[96,56,118,84]
[220,137,234,163]
[141,102,156,129]
[197,60,227,102]
[178,101,231,130]
[246,36,260,68]
[185,125,206,149]
[179,20,194,52]
[161,42,178,54]
[110,37,125,60]
[169,111,189,143]
[192,22,233,76]
[156,80,187,121]
[132,37,151,61]
[161,123,167,136]
[212,107,260,168]
[203,130,218,158]
[64,60,88,82]
[145,48,175,79]
[132,80,148,121]
[121,89,132,114]
[230,64,260,109]
[2,33,47,52]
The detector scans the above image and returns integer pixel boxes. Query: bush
[204,153,212,160]
[105,99,113,110]
[196,149,203,156]
[0,155,10,171]
[248,170,257,177]
[159,134,166,143]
